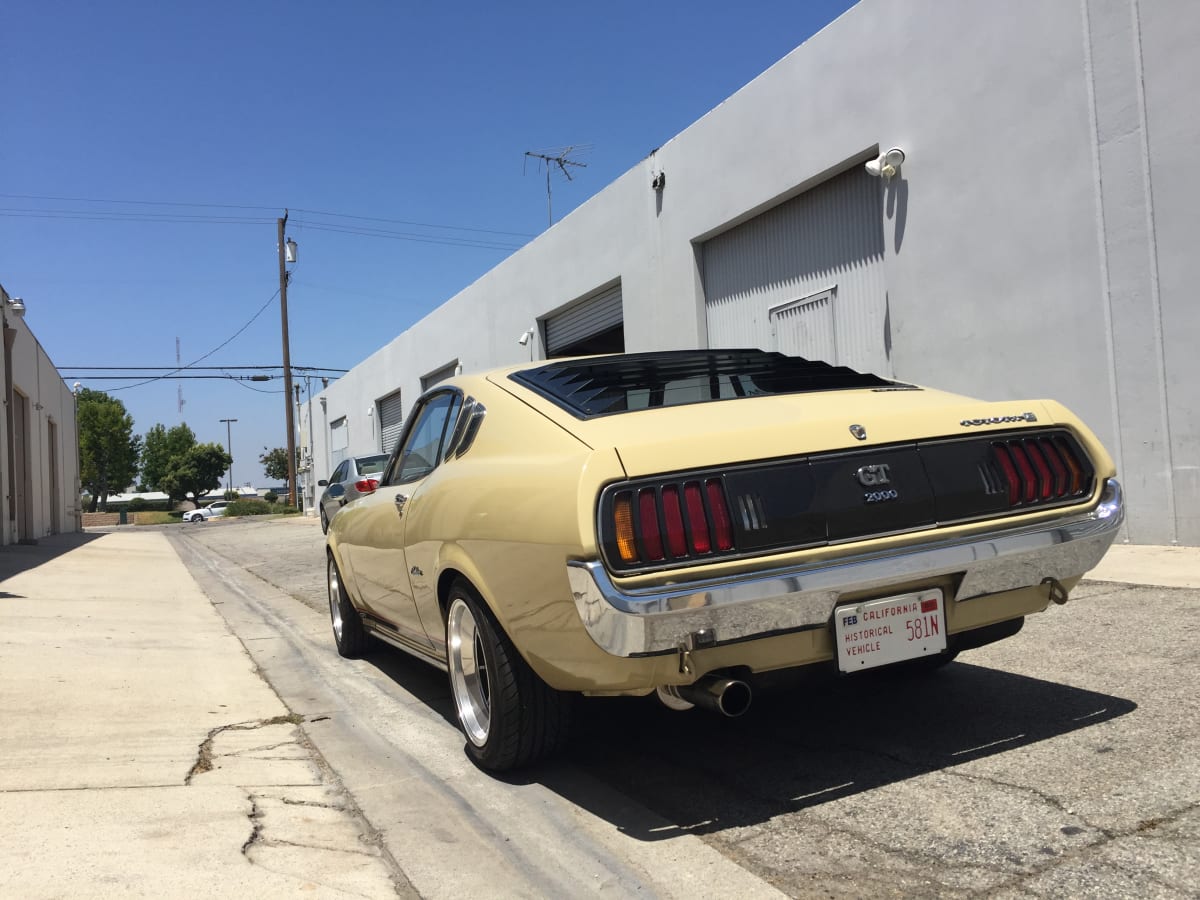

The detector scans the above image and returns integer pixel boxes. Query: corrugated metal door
[377,389,404,454]
[329,417,348,467]
[702,166,889,375]
[771,288,837,361]
[544,282,623,355]
[421,361,458,392]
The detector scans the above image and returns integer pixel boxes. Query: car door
[339,390,462,648]
[322,460,350,520]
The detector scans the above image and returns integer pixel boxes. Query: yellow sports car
[325,349,1122,771]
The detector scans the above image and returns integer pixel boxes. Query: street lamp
[219,418,237,492]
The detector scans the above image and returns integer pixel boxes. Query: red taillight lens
[353,478,379,494]
[638,489,664,560]
[661,486,687,557]
[607,478,736,569]
[706,479,734,551]
[993,434,1091,507]
[1008,444,1037,503]
[993,444,1020,506]
[1039,438,1068,496]
[1023,441,1053,500]
[683,482,711,554]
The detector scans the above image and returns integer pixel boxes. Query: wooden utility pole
[277,212,297,507]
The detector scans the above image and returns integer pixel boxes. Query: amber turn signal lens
[613,493,638,563]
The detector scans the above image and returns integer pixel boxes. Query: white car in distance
[184,500,230,523]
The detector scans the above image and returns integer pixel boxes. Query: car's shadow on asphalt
[350,638,1137,843]
[531,661,1137,841]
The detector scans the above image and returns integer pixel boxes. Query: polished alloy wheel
[447,597,490,747]
[328,560,344,643]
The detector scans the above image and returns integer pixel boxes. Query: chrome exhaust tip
[657,675,752,717]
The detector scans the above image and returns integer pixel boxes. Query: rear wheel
[327,554,369,658]
[445,578,571,771]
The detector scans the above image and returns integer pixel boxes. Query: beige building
[0,282,79,543]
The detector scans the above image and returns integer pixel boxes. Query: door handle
[394,493,408,516]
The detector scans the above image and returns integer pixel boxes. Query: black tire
[444,578,572,771]
[319,506,329,534]
[327,554,369,658]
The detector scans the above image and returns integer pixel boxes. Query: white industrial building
[302,0,1199,546]
[0,283,80,544]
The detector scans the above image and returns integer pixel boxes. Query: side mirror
[317,480,328,487]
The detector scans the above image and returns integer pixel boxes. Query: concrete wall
[0,284,80,543]
[306,0,1197,545]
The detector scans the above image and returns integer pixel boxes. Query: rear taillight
[605,478,737,569]
[991,435,1092,508]
[353,478,379,494]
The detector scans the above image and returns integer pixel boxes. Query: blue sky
[1,0,855,486]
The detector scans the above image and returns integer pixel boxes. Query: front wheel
[445,579,571,771]
[328,554,369,657]
[319,506,329,534]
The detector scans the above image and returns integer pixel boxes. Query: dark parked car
[318,453,389,533]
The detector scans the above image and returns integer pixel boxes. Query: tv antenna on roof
[524,145,589,227]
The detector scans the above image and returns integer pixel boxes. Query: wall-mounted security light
[650,170,666,192]
[9,297,26,317]
[517,329,534,346]
[865,147,906,179]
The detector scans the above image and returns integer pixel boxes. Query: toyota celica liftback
[324,349,1123,771]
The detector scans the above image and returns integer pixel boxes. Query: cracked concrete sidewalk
[0,531,404,898]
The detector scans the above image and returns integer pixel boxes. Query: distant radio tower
[524,145,589,226]
[176,337,185,416]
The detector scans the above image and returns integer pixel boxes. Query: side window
[329,461,348,484]
[390,392,458,484]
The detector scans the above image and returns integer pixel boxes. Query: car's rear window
[356,456,388,476]
[508,349,898,418]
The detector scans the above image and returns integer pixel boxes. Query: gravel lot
[174,517,1200,898]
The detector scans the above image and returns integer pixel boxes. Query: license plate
[834,589,947,673]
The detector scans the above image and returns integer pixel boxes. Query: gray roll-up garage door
[702,165,889,376]
[544,282,623,356]
[377,389,404,454]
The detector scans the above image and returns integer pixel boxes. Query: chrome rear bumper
[568,478,1124,657]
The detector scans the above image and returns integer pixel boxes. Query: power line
[58,365,348,372]
[290,219,523,251]
[0,193,536,238]
[105,290,280,392]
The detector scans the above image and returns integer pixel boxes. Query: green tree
[259,446,294,483]
[77,389,141,512]
[140,423,196,494]
[158,443,233,505]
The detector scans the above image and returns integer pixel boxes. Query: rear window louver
[511,349,898,419]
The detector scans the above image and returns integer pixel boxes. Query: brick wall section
[82,512,120,526]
